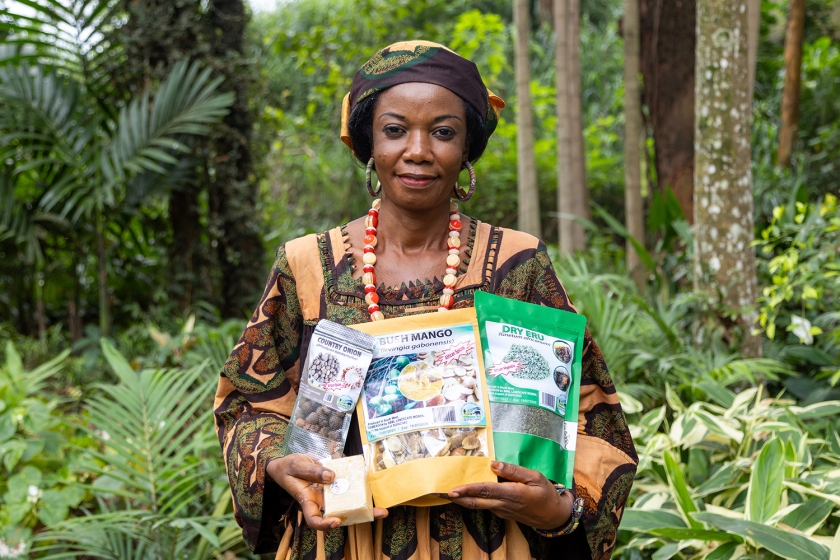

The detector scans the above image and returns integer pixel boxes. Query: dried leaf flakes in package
[475,291,586,487]
[350,308,495,508]
[283,320,375,460]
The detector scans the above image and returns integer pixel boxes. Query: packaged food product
[283,320,375,460]
[351,308,495,508]
[475,291,586,487]
[322,455,374,526]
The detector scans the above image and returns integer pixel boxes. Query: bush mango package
[475,291,586,487]
[350,308,495,509]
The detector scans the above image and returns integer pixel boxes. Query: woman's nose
[402,130,432,162]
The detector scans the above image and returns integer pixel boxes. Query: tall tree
[639,0,696,222]
[695,0,761,357]
[513,0,541,238]
[777,0,806,168]
[554,0,586,254]
[567,0,590,238]
[623,0,645,289]
[206,0,266,318]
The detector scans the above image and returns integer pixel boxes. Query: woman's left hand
[448,461,572,530]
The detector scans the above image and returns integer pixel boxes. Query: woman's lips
[397,174,436,189]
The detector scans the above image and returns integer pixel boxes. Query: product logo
[460,402,483,424]
[336,395,354,412]
[330,478,350,495]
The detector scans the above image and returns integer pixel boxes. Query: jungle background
[1,0,839,558]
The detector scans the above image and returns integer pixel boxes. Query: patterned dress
[214,220,638,560]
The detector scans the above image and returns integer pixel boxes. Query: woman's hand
[266,454,389,530]
[448,461,572,530]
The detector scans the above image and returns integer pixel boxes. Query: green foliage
[0,342,88,552]
[754,195,840,402]
[620,386,840,559]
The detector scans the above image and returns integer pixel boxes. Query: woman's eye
[434,128,456,139]
[383,125,404,136]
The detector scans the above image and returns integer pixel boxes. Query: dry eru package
[350,308,495,509]
[282,320,375,460]
[475,291,586,487]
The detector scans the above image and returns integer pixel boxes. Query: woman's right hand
[266,454,388,530]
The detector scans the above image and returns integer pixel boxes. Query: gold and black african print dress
[214,220,638,560]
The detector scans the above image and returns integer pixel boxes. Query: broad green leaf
[648,527,742,542]
[652,541,688,560]
[780,498,834,535]
[695,381,736,408]
[694,512,830,560]
[704,542,745,560]
[639,406,666,434]
[186,519,220,549]
[666,383,684,412]
[746,438,784,523]
[696,461,743,497]
[0,414,15,442]
[664,450,703,529]
[619,508,687,532]
[38,489,68,526]
[726,388,758,418]
[785,438,798,478]
[830,522,840,560]
[790,401,840,420]
[7,465,42,500]
[785,481,840,507]
[100,338,139,387]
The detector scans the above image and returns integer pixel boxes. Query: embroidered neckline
[339,217,478,294]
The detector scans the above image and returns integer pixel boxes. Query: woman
[214,41,637,560]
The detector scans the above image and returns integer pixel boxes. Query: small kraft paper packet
[350,308,495,509]
[283,320,375,460]
[475,291,586,487]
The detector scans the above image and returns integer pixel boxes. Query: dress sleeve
[213,245,303,553]
[497,243,639,560]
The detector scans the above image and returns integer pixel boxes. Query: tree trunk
[567,0,589,249]
[34,260,46,341]
[778,0,806,169]
[747,0,761,103]
[695,0,761,357]
[95,209,110,336]
[168,183,203,310]
[639,0,696,222]
[623,0,646,290]
[554,0,575,255]
[513,0,542,238]
[207,0,265,318]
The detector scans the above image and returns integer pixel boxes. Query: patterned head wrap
[340,40,505,153]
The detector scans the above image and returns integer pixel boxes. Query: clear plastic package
[283,320,375,460]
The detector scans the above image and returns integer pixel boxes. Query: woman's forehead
[375,83,466,116]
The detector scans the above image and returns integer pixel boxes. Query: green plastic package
[475,291,586,486]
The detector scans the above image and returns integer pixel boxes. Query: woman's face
[371,82,468,212]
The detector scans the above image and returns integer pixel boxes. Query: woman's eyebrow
[378,112,405,120]
[434,115,462,122]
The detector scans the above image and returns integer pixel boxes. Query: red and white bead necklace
[361,199,463,321]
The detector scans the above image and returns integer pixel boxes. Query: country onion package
[350,308,495,509]
[282,320,375,460]
[475,291,586,487]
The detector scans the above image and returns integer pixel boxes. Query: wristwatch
[533,484,584,538]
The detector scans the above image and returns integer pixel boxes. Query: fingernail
[449,491,460,498]
[323,470,334,482]
[491,461,502,469]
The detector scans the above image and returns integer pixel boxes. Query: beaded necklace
[361,199,463,321]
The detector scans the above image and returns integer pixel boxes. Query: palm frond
[83,340,219,515]
[101,58,234,188]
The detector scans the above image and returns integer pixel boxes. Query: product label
[484,321,574,416]
[330,479,350,495]
[360,323,486,441]
[299,332,374,412]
